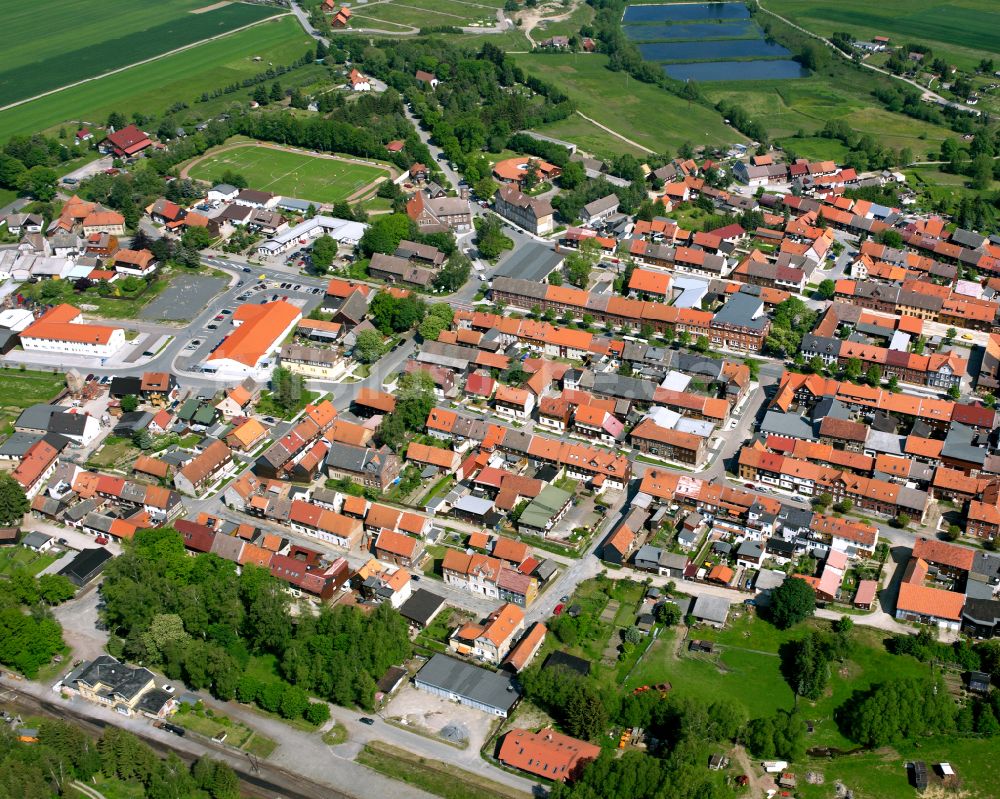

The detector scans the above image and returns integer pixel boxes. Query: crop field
[768,0,1000,70]
[350,0,504,33]
[510,53,743,155]
[0,1,281,108]
[188,145,389,203]
[0,16,312,141]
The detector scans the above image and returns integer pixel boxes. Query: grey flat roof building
[692,595,731,626]
[414,654,520,716]
[493,243,564,283]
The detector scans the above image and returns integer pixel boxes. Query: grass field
[510,53,743,155]
[0,368,65,434]
[625,613,935,751]
[0,15,312,141]
[0,1,281,107]
[188,144,389,203]
[703,75,956,155]
[352,0,504,31]
[767,0,1000,71]
[530,114,648,159]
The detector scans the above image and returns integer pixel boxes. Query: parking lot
[140,274,229,321]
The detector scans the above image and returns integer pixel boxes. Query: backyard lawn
[0,547,59,577]
[510,53,743,155]
[0,368,65,434]
[187,144,391,204]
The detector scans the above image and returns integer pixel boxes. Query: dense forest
[0,719,241,799]
[101,528,411,714]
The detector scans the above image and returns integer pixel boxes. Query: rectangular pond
[663,59,810,81]
[623,2,750,23]
[638,38,792,62]
[623,22,757,41]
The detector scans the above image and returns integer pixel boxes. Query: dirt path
[0,14,290,113]
[731,745,767,799]
[575,110,656,154]
[518,0,581,45]
[179,141,399,204]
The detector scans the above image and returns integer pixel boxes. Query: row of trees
[100,528,411,711]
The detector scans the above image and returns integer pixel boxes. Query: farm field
[0,1,281,108]
[703,75,957,155]
[0,16,312,141]
[187,144,390,204]
[0,369,66,434]
[350,0,504,32]
[510,53,743,155]
[767,0,1000,71]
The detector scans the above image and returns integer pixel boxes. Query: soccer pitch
[188,144,391,204]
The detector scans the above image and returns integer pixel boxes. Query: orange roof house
[405,442,460,472]
[207,301,301,372]
[226,418,269,451]
[498,728,600,782]
[504,622,547,671]
[492,156,562,186]
[20,304,124,353]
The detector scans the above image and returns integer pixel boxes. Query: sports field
[0,16,312,141]
[510,53,743,155]
[0,1,281,107]
[188,145,390,204]
[768,0,1000,70]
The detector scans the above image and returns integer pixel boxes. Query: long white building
[20,304,125,359]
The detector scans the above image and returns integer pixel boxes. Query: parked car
[553,604,564,616]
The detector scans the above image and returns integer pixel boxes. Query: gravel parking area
[382,682,497,753]
[140,274,228,321]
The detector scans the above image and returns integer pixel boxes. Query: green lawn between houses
[509,53,744,156]
[187,145,389,204]
[0,16,313,141]
[0,368,65,435]
[0,1,281,107]
[540,578,1000,798]
[767,0,1000,71]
